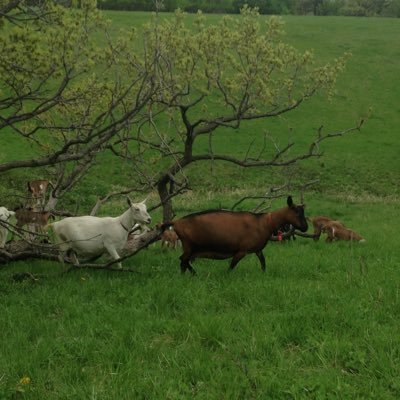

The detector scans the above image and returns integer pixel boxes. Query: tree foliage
[0,0,156,207]
[114,7,360,220]
[1,1,361,222]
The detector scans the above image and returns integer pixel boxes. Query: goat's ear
[287,196,294,207]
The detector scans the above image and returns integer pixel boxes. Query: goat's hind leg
[179,252,196,275]
[179,241,196,275]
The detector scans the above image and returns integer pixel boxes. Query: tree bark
[157,177,175,222]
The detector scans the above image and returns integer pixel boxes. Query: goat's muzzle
[298,222,308,233]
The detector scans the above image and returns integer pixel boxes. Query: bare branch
[231,182,290,211]
[148,181,190,212]
[90,186,149,216]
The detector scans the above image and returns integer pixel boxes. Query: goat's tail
[160,221,175,233]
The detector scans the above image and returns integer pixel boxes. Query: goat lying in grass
[322,221,365,242]
[307,216,345,241]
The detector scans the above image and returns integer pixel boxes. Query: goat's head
[285,196,308,232]
[127,197,151,225]
[0,207,15,222]
[27,180,49,196]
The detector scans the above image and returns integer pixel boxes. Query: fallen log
[0,227,162,268]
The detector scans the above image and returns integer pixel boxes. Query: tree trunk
[157,177,175,222]
[45,193,58,212]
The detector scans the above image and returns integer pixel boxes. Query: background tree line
[97,0,400,17]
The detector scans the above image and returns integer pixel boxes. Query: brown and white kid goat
[160,227,180,249]
[307,216,345,241]
[322,220,365,242]
[14,207,54,231]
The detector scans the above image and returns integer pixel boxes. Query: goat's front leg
[67,249,80,266]
[104,243,122,269]
[255,251,266,272]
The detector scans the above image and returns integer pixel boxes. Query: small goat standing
[48,197,151,268]
[9,207,54,241]
[27,180,51,209]
[160,227,180,249]
[162,196,308,274]
[14,206,53,231]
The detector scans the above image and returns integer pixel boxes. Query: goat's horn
[142,195,149,204]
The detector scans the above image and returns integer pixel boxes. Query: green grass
[1,198,400,398]
[1,11,400,399]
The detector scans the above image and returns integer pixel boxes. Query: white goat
[0,207,15,248]
[48,197,151,268]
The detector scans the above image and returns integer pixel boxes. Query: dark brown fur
[162,196,308,274]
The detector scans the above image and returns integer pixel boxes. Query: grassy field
[1,11,400,399]
[1,197,400,398]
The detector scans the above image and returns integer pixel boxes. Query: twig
[293,231,317,239]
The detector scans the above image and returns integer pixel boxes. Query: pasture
[1,11,400,399]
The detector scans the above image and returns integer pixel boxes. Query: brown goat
[322,221,365,242]
[27,180,49,197]
[27,180,51,209]
[161,228,180,249]
[307,216,345,241]
[14,207,53,233]
[162,196,308,274]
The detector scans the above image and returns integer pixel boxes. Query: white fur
[50,198,151,268]
[0,207,15,248]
